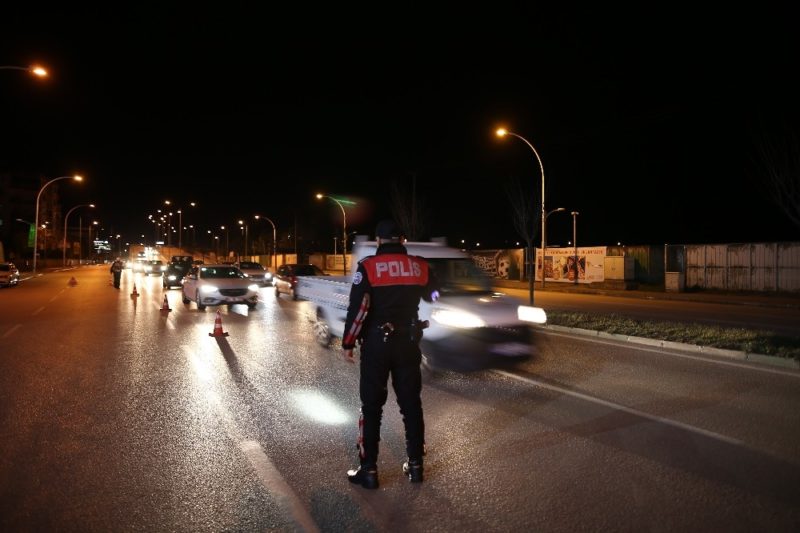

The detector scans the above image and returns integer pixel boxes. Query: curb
[541,324,800,371]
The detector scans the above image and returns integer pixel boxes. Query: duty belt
[379,320,430,342]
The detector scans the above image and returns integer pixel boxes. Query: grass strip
[546,311,800,361]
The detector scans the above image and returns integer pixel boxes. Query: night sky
[2,4,798,254]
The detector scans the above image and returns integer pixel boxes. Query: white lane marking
[493,369,744,446]
[181,345,319,532]
[49,295,59,302]
[540,328,800,378]
[32,307,44,316]
[240,440,320,533]
[2,325,22,338]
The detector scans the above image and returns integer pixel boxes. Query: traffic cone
[130,284,139,298]
[160,295,172,313]
[209,310,229,337]
[68,276,78,286]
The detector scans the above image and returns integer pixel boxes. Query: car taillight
[290,276,297,285]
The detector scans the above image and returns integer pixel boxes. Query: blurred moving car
[143,259,166,276]
[132,258,148,273]
[181,264,259,310]
[163,259,193,289]
[0,262,20,287]
[235,261,272,286]
[273,263,326,300]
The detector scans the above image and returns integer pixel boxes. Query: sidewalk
[492,279,800,310]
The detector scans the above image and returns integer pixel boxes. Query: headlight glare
[431,308,486,328]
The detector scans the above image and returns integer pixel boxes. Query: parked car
[143,259,166,276]
[181,264,259,310]
[163,260,193,289]
[235,261,272,286]
[273,263,326,300]
[0,262,20,287]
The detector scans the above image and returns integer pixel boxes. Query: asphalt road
[1,266,799,531]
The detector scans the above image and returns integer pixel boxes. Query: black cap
[375,219,401,239]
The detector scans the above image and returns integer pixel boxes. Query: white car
[235,261,272,286]
[181,264,259,310]
[0,262,20,287]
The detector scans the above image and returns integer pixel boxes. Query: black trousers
[113,271,121,287]
[358,326,424,466]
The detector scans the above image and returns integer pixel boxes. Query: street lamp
[221,225,229,259]
[0,64,48,77]
[254,215,277,271]
[34,175,83,274]
[63,203,94,266]
[316,194,355,275]
[238,219,249,257]
[496,128,549,292]
[165,200,196,249]
[571,211,580,284]
[543,207,566,287]
[87,221,98,263]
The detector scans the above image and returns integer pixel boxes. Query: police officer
[110,257,123,288]
[343,219,439,489]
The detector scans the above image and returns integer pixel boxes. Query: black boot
[402,459,423,483]
[347,465,379,489]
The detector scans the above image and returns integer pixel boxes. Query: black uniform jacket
[342,242,438,350]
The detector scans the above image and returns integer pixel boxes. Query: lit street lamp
[220,225,229,258]
[0,64,48,77]
[543,207,566,287]
[496,128,550,294]
[63,203,94,266]
[571,211,580,284]
[316,194,355,275]
[238,220,249,257]
[34,175,83,273]
[254,215,277,271]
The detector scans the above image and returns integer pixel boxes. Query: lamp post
[316,194,354,275]
[221,225,229,259]
[571,211,580,284]
[543,207,566,287]
[33,175,83,274]
[255,215,277,271]
[63,203,94,266]
[0,65,48,77]
[238,219,249,258]
[496,128,546,298]
[87,221,98,263]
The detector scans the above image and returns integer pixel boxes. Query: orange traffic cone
[68,276,78,286]
[209,310,229,337]
[160,295,172,313]
[130,284,139,298]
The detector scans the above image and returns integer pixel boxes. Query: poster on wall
[470,249,525,280]
[535,246,606,283]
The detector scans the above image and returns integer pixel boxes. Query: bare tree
[505,176,539,305]
[390,173,428,240]
[751,121,800,231]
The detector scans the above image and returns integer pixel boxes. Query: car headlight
[248,284,260,291]
[167,275,178,281]
[430,308,486,328]
[518,305,547,324]
[200,285,219,294]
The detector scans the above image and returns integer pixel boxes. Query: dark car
[274,263,326,300]
[163,260,192,289]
